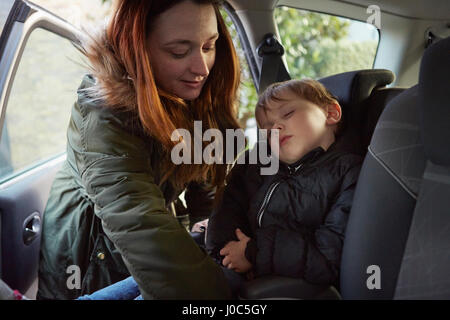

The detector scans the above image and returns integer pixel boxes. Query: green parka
[36,72,232,300]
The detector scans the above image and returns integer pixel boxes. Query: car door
[0,0,86,298]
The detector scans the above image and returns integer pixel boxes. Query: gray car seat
[340,36,450,299]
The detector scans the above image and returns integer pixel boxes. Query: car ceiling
[229,0,450,20]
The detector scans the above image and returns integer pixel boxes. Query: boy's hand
[220,229,252,273]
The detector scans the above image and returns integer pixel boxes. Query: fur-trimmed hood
[77,28,137,110]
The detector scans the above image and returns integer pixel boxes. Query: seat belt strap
[256,33,291,93]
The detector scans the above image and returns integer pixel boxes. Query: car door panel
[0,0,82,296]
[0,156,64,293]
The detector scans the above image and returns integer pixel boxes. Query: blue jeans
[76,276,143,300]
[76,266,245,300]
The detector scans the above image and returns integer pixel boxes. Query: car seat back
[318,69,401,155]
[340,36,450,299]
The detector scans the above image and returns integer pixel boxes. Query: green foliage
[275,7,377,80]
[312,39,378,75]
[275,7,350,79]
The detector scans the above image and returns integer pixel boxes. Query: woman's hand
[191,218,209,233]
[219,229,252,273]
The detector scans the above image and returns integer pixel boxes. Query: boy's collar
[280,141,339,173]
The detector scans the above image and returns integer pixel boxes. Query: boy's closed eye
[283,110,295,118]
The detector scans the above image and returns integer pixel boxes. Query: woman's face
[148,1,218,101]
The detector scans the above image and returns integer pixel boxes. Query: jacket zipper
[256,163,304,227]
[256,181,281,227]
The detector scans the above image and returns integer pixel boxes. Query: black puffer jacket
[206,142,362,286]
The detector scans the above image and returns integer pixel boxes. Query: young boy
[205,79,363,294]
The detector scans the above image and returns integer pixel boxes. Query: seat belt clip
[257,33,285,57]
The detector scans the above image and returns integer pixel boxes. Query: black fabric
[389,36,450,299]
[206,142,362,286]
[340,153,416,299]
[419,36,450,166]
[257,33,291,93]
[239,275,340,300]
[319,70,395,108]
[184,181,216,225]
[362,87,405,150]
[338,36,449,301]
[394,161,450,299]
[340,84,426,299]
[369,85,427,198]
[318,69,395,156]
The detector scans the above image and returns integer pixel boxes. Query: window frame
[223,1,260,90]
[0,0,82,184]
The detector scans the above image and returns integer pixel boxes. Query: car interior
[0,0,449,300]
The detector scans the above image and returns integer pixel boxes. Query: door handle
[23,213,41,245]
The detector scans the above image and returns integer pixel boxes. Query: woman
[37,0,241,300]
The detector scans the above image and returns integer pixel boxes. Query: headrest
[419,36,450,165]
[319,69,395,109]
[318,69,395,155]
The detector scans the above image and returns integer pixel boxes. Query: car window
[275,6,379,79]
[0,27,86,182]
[221,9,258,148]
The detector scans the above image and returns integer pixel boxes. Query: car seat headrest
[318,69,395,155]
[319,69,395,111]
[419,36,450,165]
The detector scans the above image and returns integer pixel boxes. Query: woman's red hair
[101,0,241,189]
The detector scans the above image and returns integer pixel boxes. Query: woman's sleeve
[71,102,231,299]
[252,160,362,285]
[184,181,216,223]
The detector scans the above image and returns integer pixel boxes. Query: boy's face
[256,90,341,164]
